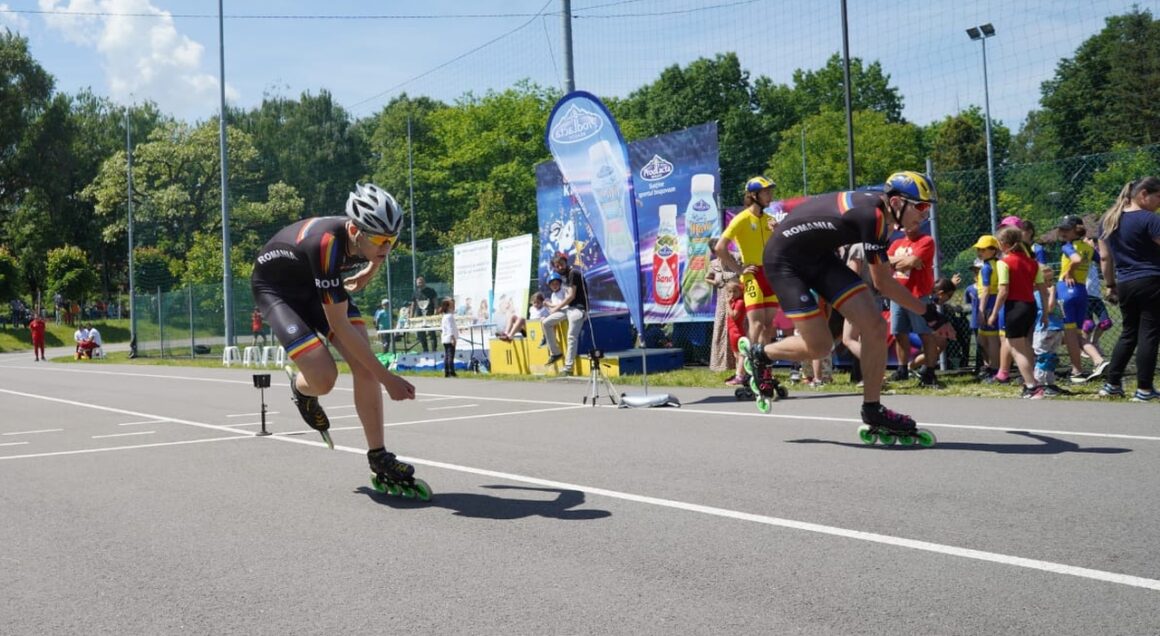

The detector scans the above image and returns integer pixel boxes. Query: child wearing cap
[973,235,1002,380]
[989,227,1051,399]
[1055,215,1109,384]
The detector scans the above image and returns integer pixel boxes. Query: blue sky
[0,1,1141,128]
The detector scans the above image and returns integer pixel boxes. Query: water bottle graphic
[587,140,635,263]
[652,204,680,306]
[680,173,719,314]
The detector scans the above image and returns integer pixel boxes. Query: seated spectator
[497,293,548,342]
[85,324,103,357]
[74,324,91,359]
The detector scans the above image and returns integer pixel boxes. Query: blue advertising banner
[545,91,644,336]
[629,122,720,322]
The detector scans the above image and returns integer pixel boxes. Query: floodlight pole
[968,23,999,234]
[125,105,137,358]
[218,0,235,346]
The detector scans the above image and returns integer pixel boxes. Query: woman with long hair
[1097,177,1160,401]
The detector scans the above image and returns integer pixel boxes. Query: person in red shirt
[988,226,1050,398]
[723,281,748,385]
[886,226,941,387]
[29,312,46,361]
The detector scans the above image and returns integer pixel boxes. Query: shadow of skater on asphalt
[356,484,613,520]
[786,431,1131,455]
[689,392,861,406]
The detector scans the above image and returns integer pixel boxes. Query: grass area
[0,320,127,353]
[43,344,1137,402]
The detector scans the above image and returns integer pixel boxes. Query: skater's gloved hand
[922,303,948,330]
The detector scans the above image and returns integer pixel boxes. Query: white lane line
[227,412,280,418]
[2,429,62,436]
[0,436,248,460]
[426,404,478,411]
[325,404,587,430]
[0,389,256,437]
[0,442,29,447]
[92,431,155,439]
[228,421,275,428]
[119,419,167,427]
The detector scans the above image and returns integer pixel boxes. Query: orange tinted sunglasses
[907,200,932,213]
[364,232,397,247]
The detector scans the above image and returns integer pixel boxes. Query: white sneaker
[1087,360,1110,381]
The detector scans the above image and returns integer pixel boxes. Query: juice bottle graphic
[652,204,680,306]
[680,173,719,314]
[587,140,635,263]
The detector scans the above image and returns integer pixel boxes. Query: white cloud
[1,4,31,31]
[38,0,237,117]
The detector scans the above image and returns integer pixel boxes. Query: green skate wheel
[412,478,433,502]
[386,481,402,496]
[898,434,915,446]
[756,396,771,413]
[857,425,876,445]
[371,475,387,494]
[748,378,761,395]
[916,429,937,447]
[400,485,416,499]
[877,432,897,446]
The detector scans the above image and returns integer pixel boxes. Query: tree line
[0,8,1156,309]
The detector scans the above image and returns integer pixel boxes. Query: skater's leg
[839,292,888,404]
[291,345,339,398]
[758,316,832,362]
[327,327,386,450]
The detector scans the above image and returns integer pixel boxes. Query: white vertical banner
[453,238,494,324]
[492,234,533,334]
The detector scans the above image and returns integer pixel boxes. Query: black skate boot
[739,338,787,413]
[367,448,431,501]
[284,366,333,449]
[857,403,936,447]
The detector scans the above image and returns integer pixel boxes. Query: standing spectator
[372,299,392,353]
[1034,265,1069,396]
[887,224,941,387]
[250,307,267,347]
[1097,177,1160,401]
[542,252,588,374]
[439,298,457,377]
[714,177,781,363]
[409,276,438,352]
[964,260,983,374]
[973,235,1003,380]
[988,227,1050,399]
[1081,238,1113,355]
[73,323,90,359]
[723,281,747,385]
[705,244,740,373]
[1019,219,1049,265]
[29,312,46,361]
[1054,215,1109,383]
[53,292,64,324]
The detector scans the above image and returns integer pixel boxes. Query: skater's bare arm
[868,260,926,314]
[343,260,382,293]
[322,302,415,401]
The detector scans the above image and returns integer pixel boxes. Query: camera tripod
[583,348,618,406]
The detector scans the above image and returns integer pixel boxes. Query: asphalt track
[2,352,1159,635]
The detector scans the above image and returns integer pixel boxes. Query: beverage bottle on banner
[652,204,680,306]
[587,140,635,262]
[680,173,719,314]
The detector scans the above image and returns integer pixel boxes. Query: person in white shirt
[73,325,90,359]
[440,298,458,377]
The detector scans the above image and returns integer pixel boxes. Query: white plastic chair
[242,346,260,367]
[222,346,241,367]
[260,345,282,368]
[272,346,286,368]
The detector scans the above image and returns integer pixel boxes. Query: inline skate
[738,337,788,413]
[857,403,936,447]
[284,365,333,449]
[368,448,432,501]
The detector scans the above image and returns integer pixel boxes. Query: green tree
[0,31,54,211]
[925,106,1011,172]
[234,89,367,214]
[46,245,99,302]
[790,53,905,123]
[133,246,178,293]
[1078,145,1160,218]
[1037,9,1160,156]
[179,230,253,286]
[0,246,24,301]
[765,109,924,195]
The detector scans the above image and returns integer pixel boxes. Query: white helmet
[345,183,403,237]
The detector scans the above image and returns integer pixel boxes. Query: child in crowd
[905,277,959,376]
[724,281,748,385]
[440,298,457,377]
[1055,215,1109,384]
[973,235,1002,380]
[497,292,547,342]
[989,227,1050,399]
[1081,237,1113,355]
[1034,265,1070,396]
[964,261,983,373]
